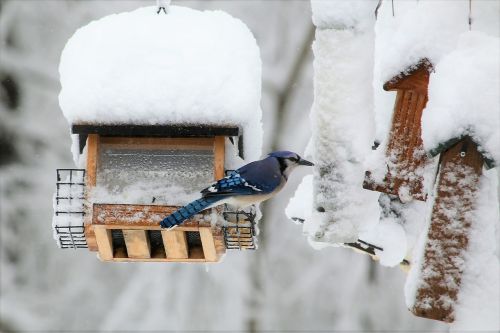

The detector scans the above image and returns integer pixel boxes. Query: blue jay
[160,151,314,228]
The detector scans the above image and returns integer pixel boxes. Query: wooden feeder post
[411,136,484,322]
[364,60,433,201]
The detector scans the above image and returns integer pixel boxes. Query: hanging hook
[468,0,472,31]
[156,0,171,15]
[375,0,383,19]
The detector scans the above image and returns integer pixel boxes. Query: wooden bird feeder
[364,59,433,202]
[53,124,257,263]
[360,59,498,323]
[410,135,492,323]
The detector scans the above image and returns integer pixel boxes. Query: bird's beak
[298,158,314,166]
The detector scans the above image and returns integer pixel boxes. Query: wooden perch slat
[162,230,189,259]
[214,136,225,180]
[411,136,483,323]
[364,60,432,201]
[94,227,113,261]
[123,230,151,259]
[199,227,218,262]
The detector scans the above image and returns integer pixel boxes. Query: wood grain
[94,227,113,261]
[123,230,151,259]
[214,136,225,180]
[363,60,431,201]
[99,137,214,150]
[84,134,100,251]
[199,227,217,262]
[411,136,483,322]
[162,230,189,259]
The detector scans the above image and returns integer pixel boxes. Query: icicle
[156,0,171,15]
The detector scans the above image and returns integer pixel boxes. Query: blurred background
[0,1,447,331]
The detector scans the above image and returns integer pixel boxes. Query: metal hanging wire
[375,0,383,19]
[156,0,171,15]
[468,0,472,31]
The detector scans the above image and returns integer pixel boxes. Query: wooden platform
[90,204,225,262]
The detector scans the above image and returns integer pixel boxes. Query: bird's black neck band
[278,158,288,180]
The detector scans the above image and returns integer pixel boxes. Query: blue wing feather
[201,157,282,197]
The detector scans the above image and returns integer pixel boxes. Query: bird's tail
[160,196,222,228]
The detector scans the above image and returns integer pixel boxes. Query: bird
[160,151,314,228]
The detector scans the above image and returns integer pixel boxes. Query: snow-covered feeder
[288,1,499,327]
[53,5,263,263]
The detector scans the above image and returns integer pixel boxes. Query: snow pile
[59,5,263,160]
[306,0,380,244]
[422,32,500,164]
[450,170,499,331]
[285,175,312,225]
[375,0,499,84]
[311,0,376,31]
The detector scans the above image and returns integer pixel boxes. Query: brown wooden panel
[214,136,225,180]
[110,256,206,263]
[84,134,100,250]
[411,137,483,323]
[162,230,189,259]
[199,227,217,262]
[99,137,214,150]
[94,227,113,261]
[364,61,431,202]
[84,224,97,252]
[86,134,100,187]
[123,230,151,259]
[92,204,206,228]
[212,227,226,256]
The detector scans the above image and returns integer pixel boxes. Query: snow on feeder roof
[59,5,263,160]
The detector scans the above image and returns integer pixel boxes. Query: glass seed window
[94,138,214,205]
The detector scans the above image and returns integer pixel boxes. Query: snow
[59,5,263,161]
[311,0,376,32]
[308,0,380,244]
[360,219,407,267]
[422,32,500,164]
[285,174,312,223]
[450,169,500,331]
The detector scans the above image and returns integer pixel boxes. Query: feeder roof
[59,6,262,160]
[383,59,433,92]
